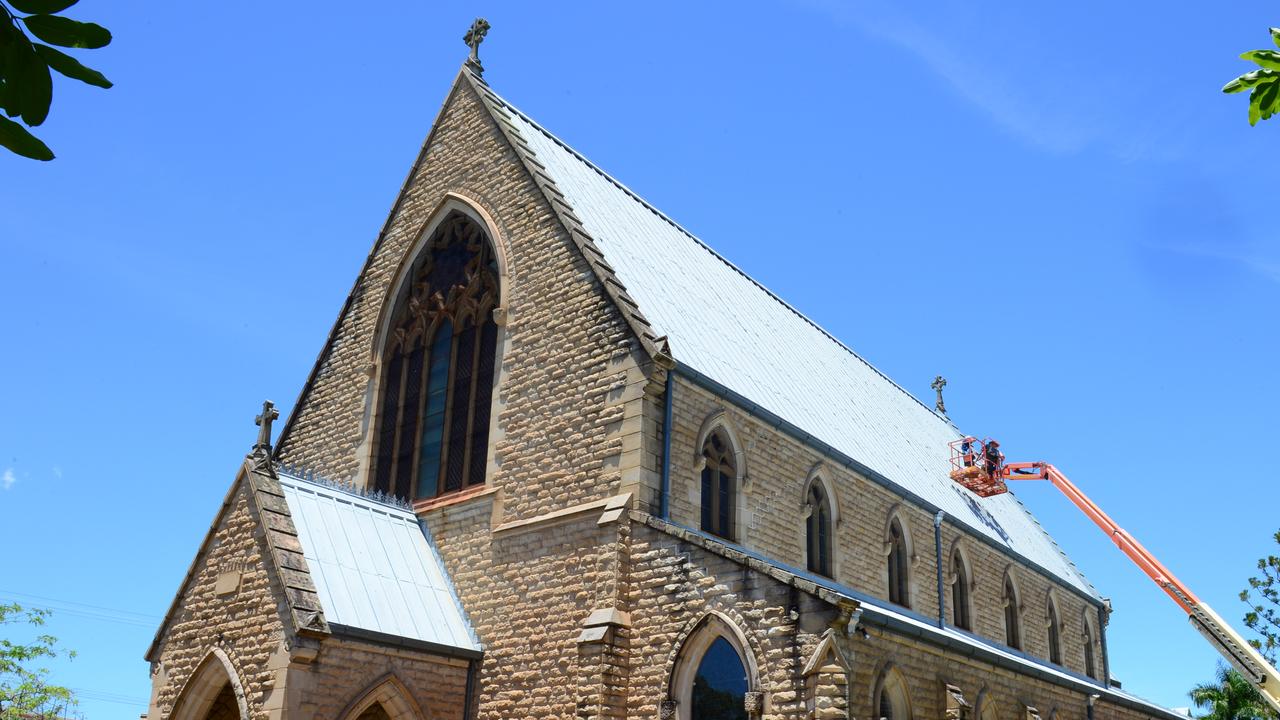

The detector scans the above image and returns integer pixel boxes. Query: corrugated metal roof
[279,473,480,652]
[482,86,1098,599]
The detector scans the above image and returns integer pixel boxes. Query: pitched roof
[279,473,480,655]
[465,71,1099,601]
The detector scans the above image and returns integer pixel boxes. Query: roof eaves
[633,511,1179,720]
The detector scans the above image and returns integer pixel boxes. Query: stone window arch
[1082,610,1099,680]
[169,648,249,720]
[1002,569,1023,651]
[695,413,745,540]
[948,541,975,631]
[883,508,916,608]
[1045,591,1064,665]
[337,674,425,720]
[873,664,913,720]
[371,205,503,502]
[975,689,1000,720]
[803,467,837,577]
[667,611,763,720]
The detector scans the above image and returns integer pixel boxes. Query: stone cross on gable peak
[931,375,948,415]
[464,18,491,74]
[254,400,279,453]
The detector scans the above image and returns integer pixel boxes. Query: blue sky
[1,1,1277,717]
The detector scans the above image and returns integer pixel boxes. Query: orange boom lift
[949,437,1280,714]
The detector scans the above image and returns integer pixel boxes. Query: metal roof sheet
[279,473,480,652]
[484,87,1098,599]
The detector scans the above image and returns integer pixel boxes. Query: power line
[68,687,149,707]
[0,589,160,622]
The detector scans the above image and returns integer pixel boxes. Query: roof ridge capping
[474,81,949,425]
[278,466,413,513]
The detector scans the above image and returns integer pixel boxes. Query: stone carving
[931,375,948,414]
[659,699,678,720]
[249,399,279,477]
[464,18,491,73]
[743,690,764,716]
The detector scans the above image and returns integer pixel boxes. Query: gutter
[660,370,674,519]
[935,510,946,628]
[463,658,477,720]
[669,363,1105,612]
[328,623,483,662]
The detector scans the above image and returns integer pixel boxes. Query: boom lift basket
[948,437,1008,497]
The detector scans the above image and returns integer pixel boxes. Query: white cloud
[51,466,62,479]
[2,468,15,490]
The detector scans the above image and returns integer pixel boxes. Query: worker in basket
[960,438,976,467]
[983,439,1004,480]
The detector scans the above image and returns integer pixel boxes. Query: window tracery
[374,212,500,501]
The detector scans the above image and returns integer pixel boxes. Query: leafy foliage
[0,0,111,160]
[1223,28,1280,125]
[1241,529,1280,664]
[0,603,80,720]
[1190,663,1275,720]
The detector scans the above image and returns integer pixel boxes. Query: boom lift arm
[948,438,1280,715]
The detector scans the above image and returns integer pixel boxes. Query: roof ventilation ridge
[479,83,945,422]
[277,463,413,511]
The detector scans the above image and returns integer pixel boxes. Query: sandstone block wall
[274,74,658,525]
[147,478,290,719]
[665,377,1105,680]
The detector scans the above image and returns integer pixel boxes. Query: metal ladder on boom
[948,437,1280,715]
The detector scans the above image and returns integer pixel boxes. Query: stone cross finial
[931,375,948,415]
[254,400,279,453]
[464,18,491,73]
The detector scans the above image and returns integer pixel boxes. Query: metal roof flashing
[278,472,480,654]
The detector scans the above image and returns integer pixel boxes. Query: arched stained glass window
[951,550,972,631]
[374,212,500,501]
[887,518,910,608]
[1083,616,1097,679]
[691,637,748,720]
[701,430,736,540]
[875,669,911,720]
[1047,596,1063,665]
[1003,576,1022,650]
[806,482,832,576]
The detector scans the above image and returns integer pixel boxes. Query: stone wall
[273,72,660,526]
[147,477,291,719]
[665,376,1105,680]
[284,637,471,720]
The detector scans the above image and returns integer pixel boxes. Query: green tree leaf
[0,113,53,159]
[35,43,110,88]
[7,36,51,125]
[7,0,79,13]
[1242,50,1280,71]
[1258,79,1280,124]
[20,14,111,49]
[1272,27,1280,50]
[1223,69,1278,94]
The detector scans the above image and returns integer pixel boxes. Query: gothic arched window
[374,212,500,502]
[1083,614,1098,680]
[875,668,911,720]
[701,430,737,540]
[887,518,911,608]
[806,481,832,577]
[691,637,749,720]
[950,547,972,631]
[1003,575,1022,650]
[1046,595,1063,665]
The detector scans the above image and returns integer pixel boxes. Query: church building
[144,24,1185,720]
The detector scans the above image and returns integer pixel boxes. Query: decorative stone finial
[931,375,948,415]
[250,400,279,476]
[464,18,491,74]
